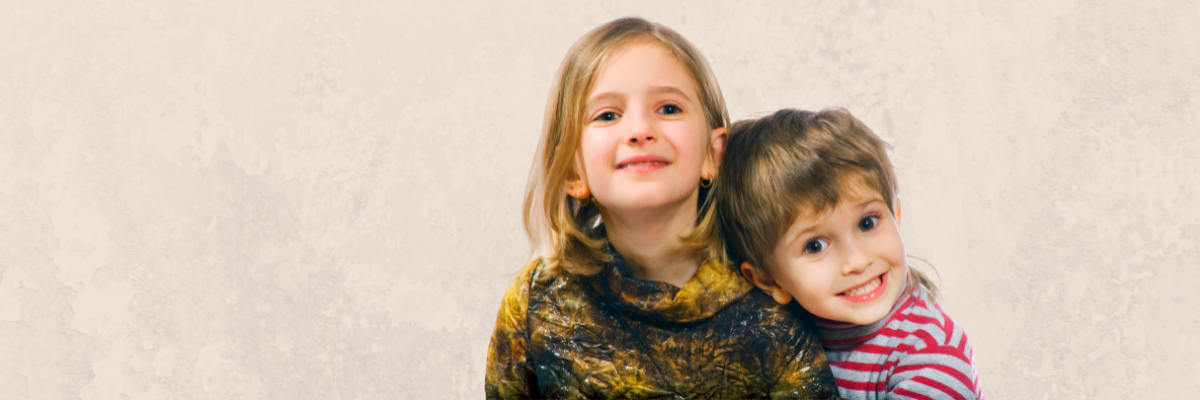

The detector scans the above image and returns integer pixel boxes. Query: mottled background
[1,0,1196,399]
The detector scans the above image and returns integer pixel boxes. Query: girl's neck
[599,192,703,288]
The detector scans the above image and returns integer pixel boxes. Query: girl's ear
[740,262,793,305]
[566,154,591,199]
[703,127,729,180]
[565,179,590,200]
[895,200,902,224]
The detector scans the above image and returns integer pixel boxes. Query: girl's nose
[627,132,657,144]
[625,111,656,145]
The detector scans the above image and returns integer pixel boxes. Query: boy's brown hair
[715,107,938,299]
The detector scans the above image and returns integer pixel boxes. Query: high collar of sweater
[814,280,919,346]
[589,245,753,324]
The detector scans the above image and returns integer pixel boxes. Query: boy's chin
[832,303,893,325]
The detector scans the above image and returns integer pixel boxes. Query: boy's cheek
[781,281,820,314]
[794,294,834,321]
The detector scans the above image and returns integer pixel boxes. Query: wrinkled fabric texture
[486,250,840,399]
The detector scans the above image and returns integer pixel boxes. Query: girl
[485,18,838,399]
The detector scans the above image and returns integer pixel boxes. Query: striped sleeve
[886,303,982,400]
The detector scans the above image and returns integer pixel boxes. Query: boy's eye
[595,112,620,122]
[803,238,828,254]
[657,104,681,115]
[858,215,879,232]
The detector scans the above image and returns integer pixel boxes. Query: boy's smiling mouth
[616,155,670,172]
[838,272,888,302]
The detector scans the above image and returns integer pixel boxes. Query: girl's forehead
[588,42,699,100]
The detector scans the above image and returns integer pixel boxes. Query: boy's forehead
[794,175,886,217]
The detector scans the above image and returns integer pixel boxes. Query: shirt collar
[589,244,753,324]
[815,279,917,346]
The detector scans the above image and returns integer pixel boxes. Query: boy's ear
[740,261,793,305]
[895,200,902,224]
[704,127,729,179]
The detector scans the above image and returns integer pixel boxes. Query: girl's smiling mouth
[616,155,670,173]
[838,271,888,303]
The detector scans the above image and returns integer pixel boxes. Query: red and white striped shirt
[817,284,983,400]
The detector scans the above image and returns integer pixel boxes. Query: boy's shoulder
[885,286,984,399]
[889,285,967,348]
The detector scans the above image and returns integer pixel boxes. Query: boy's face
[760,183,907,325]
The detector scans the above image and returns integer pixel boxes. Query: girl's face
[577,43,716,215]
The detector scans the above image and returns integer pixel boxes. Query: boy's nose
[840,239,873,275]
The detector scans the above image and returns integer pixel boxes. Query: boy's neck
[600,193,703,289]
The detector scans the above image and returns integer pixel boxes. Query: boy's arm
[484,261,541,400]
[886,320,983,400]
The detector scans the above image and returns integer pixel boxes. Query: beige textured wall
[1,1,1196,398]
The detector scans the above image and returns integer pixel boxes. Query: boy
[715,108,983,399]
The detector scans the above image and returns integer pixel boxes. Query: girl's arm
[484,261,541,399]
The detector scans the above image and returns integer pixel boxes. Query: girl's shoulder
[497,258,577,307]
[499,259,548,300]
[492,260,541,333]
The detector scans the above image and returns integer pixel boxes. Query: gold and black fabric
[485,248,839,399]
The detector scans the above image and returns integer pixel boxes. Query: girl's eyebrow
[587,91,624,106]
[588,86,694,107]
[648,85,692,101]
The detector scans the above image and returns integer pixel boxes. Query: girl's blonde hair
[523,17,731,276]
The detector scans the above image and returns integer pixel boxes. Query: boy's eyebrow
[855,198,885,208]
[783,219,820,249]
[781,197,886,248]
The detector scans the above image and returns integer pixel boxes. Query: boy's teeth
[843,276,881,296]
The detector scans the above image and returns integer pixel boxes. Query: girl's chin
[597,192,694,211]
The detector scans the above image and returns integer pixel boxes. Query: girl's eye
[858,215,879,232]
[657,104,681,115]
[595,112,620,122]
[803,238,829,255]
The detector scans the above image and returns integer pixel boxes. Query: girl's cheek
[578,135,603,170]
